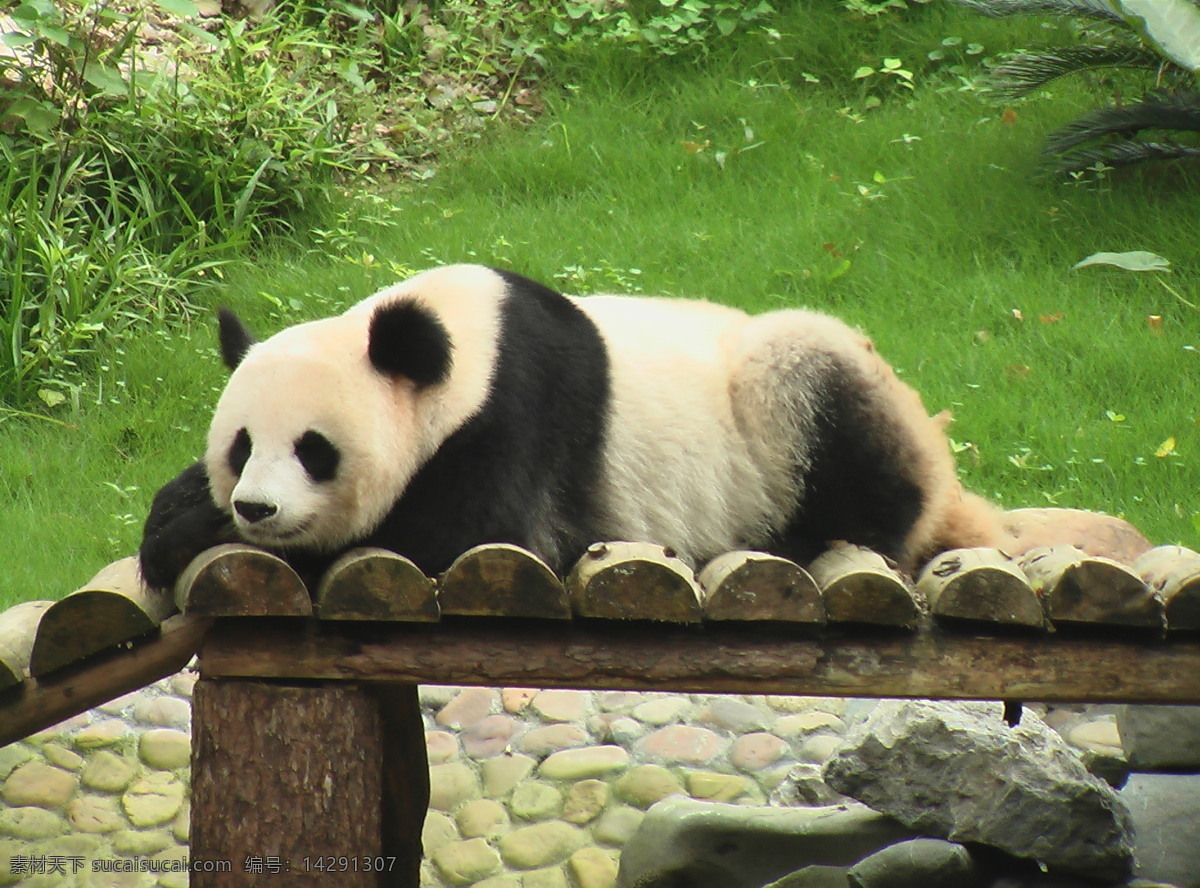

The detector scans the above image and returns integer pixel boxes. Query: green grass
[2,5,1198,608]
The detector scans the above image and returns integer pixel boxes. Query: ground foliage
[0,0,1197,606]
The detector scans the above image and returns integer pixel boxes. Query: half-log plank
[317,548,437,622]
[1135,546,1200,631]
[192,678,418,888]
[917,549,1044,629]
[698,552,824,623]
[438,543,569,619]
[0,600,52,690]
[808,544,921,628]
[30,557,175,677]
[197,618,1200,704]
[177,545,311,617]
[0,614,211,747]
[1019,546,1163,630]
[566,542,702,622]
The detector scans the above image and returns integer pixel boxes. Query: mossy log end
[30,557,174,678]
[317,548,437,622]
[566,542,702,622]
[698,551,824,623]
[917,548,1044,629]
[176,544,311,618]
[439,543,569,619]
[808,544,921,628]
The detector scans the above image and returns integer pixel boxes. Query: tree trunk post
[191,675,428,887]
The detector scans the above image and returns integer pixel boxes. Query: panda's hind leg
[728,310,963,571]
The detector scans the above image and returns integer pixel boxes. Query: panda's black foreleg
[139,460,237,592]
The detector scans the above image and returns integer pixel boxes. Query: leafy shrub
[554,0,777,56]
[0,1,378,406]
[951,0,1200,174]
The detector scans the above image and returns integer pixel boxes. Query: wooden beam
[198,617,1200,705]
[0,614,211,747]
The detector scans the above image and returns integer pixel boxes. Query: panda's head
[204,266,504,552]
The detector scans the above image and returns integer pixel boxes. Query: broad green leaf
[1111,0,1200,72]
[853,66,875,79]
[37,389,65,408]
[83,62,126,95]
[1073,250,1171,272]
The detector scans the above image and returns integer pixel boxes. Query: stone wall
[1,671,1195,887]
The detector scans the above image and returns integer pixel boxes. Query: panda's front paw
[139,461,236,593]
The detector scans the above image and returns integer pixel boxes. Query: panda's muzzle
[233,500,278,524]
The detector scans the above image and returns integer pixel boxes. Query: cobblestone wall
[0,672,1128,888]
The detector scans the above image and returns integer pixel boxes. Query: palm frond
[946,0,1125,24]
[987,44,1166,98]
[1045,138,1200,172]
[1044,91,1200,153]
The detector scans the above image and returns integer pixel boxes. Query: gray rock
[769,763,850,807]
[822,700,1133,880]
[616,797,916,888]
[1116,705,1200,769]
[847,838,979,888]
[765,866,850,888]
[1119,773,1200,887]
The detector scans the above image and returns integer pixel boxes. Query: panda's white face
[206,313,425,552]
[204,265,506,553]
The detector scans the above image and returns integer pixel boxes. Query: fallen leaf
[1073,250,1171,273]
[1156,437,1177,458]
[1002,108,1018,126]
[1147,315,1163,334]
[1040,313,1063,324]
[682,140,710,154]
[1011,308,1024,321]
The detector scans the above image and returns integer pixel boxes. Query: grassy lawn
[2,5,1197,608]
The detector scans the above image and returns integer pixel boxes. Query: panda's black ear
[217,308,257,371]
[368,299,453,387]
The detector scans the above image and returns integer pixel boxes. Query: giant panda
[138,263,1004,592]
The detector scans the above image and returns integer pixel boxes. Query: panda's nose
[234,500,278,524]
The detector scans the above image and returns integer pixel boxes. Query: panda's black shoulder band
[369,298,453,387]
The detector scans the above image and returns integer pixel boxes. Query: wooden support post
[191,676,428,888]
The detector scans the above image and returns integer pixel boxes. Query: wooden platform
[2,539,1199,886]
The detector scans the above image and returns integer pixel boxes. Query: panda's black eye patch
[295,430,340,482]
[229,428,251,477]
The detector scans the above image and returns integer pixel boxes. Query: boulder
[1116,704,1200,770]
[822,700,1133,879]
[1119,773,1200,887]
[616,797,915,888]
[846,838,979,888]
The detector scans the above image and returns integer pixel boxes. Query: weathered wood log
[1019,545,1163,629]
[565,542,702,622]
[0,600,52,690]
[438,543,569,619]
[1004,507,1153,564]
[316,548,437,621]
[30,557,175,678]
[176,544,311,617]
[698,551,824,623]
[1134,545,1200,631]
[808,544,921,628]
[917,549,1044,628]
[198,617,1200,704]
[192,677,424,888]
[0,614,211,748]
